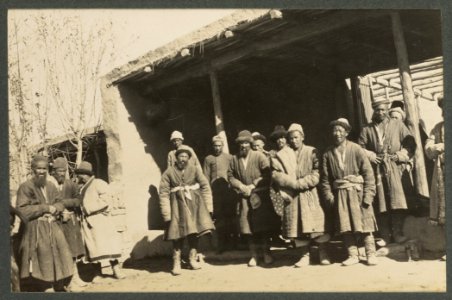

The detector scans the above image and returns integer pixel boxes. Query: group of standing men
[160,95,446,275]
[11,157,125,292]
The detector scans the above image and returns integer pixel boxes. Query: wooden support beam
[152,11,385,90]
[209,71,229,154]
[391,11,429,198]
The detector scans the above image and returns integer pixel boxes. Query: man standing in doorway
[167,130,201,171]
[359,99,416,245]
[203,135,237,253]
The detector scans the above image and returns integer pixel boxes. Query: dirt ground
[79,253,446,293]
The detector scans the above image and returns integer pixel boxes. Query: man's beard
[33,174,47,188]
[54,175,65,184]
[239,148,249,157]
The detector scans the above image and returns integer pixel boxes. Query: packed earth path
[78,253,446,293]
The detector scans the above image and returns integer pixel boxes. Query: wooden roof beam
[369,75,434,101]
[150,10,386,90]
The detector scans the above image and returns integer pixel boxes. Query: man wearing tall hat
[271,123,330,267]
[160,148,215,275]
[75,161,125,280]
[359,99,416,245]
[425,94,446,261]
[167,130,202,171]
[15,155,73,291]
[203,135,237,253]
[320,118,378,266]
[49,157,87,290]
[227,130,281,267]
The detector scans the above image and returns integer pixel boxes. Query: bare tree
[34,13,115,166]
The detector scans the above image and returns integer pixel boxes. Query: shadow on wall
[148,185,165,230]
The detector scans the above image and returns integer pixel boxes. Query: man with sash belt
[321,118,378,266]
[160,148,215,275]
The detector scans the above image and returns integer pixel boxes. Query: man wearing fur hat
[271,123,330,267]
[227,130,281,267]
[425,95,446,261]
[48,157,87,290]
[160,148,215,275]
[203,135,237,253]
[75,161,125,280]
[359,99,416,245]
[15,155,73,291]
[167,130,202,172]
[321,118,378,266]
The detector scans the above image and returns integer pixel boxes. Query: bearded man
[49,157,87,290]
[359,99,416,245]
[160,148,215,275]
[227,130,281,267]
[16,155,73,291]
[167,130,202,171]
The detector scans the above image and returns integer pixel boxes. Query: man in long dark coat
[359,99,416,245]
[272,123,331,267]
[203,135,237,253]
[227,130,281,267]
[49,157,87,290]
[160,148,215,275]
[16,155,73,291]
[321,118,378,266]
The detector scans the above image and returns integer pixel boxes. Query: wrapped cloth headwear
[371,99,390,109]
[53,157,68,169]
[212,135,224,144]
[389,107,406,121]
[170,130,184,141]
[75,161,93,176]
[287,123,304,135]
[31,155,48,169]
[330,118,352,132]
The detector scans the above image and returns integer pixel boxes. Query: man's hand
[372,156,383,164]
[48,205,57,215]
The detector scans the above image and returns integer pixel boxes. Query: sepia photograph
[7,7,446,293]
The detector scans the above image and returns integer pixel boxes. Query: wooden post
[391,12,429,197]
[209,71,229,154]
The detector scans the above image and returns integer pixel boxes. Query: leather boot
[342,233,359,266]
[364,234,378,266]
[110,260,126,279]
[66,261,87,292]
[392,213,408,244]
[188,248,201,270]
[171,248,182,276]
[248,238,258,267]
[318,243,331,265]
[294,245,310,267]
